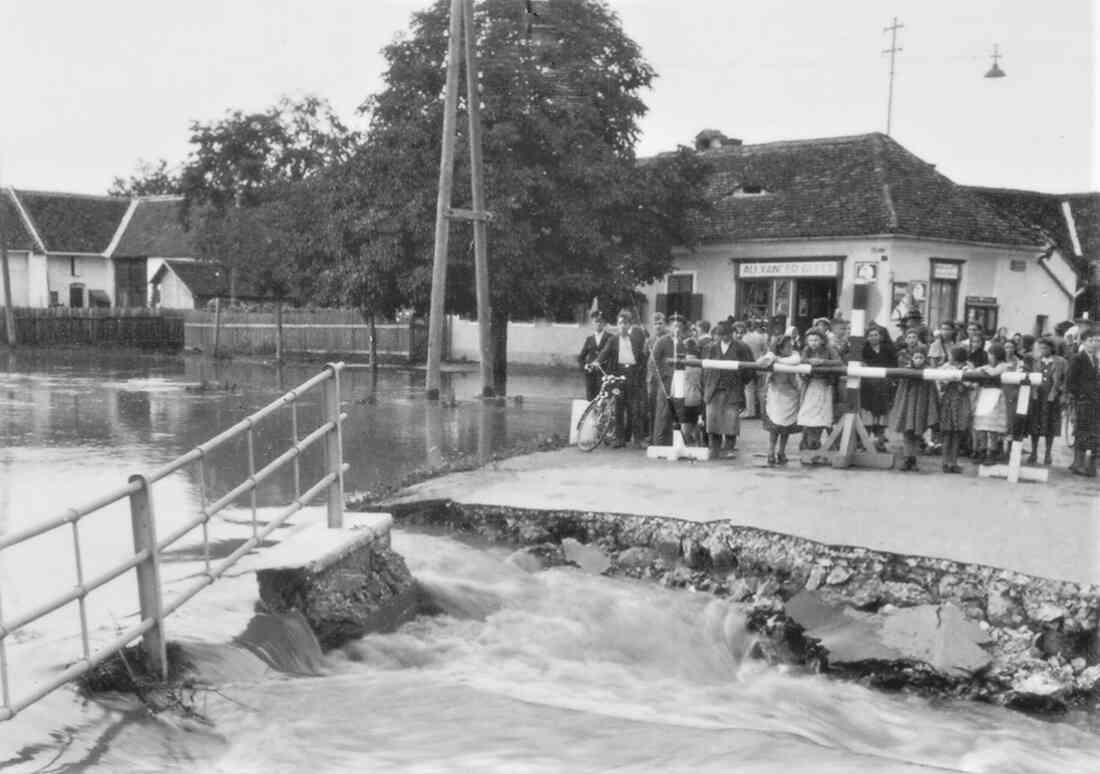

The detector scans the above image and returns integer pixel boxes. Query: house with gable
[965,187,1100,323]
[0,188,196,308]
[641,131,1084,337]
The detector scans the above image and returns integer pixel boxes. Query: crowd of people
[579,308,1100,477]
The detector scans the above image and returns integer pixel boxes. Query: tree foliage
[177,96,355,302]
[349,0,711,323]
[109,159,182,197]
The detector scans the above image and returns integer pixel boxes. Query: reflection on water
[0,351,573,526]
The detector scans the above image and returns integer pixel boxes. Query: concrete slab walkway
[386,420,1100,585]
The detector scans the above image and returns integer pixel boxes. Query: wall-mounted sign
[854,262,878,283]
[965,295,997,306]
[1009,259,1027,272]
[739,260,839,278]
[932,262,960,280]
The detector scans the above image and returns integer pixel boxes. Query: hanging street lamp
[985,44,1006,78]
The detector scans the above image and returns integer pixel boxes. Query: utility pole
[883,17,904,136]
[0,180,16,347]
[425,0,465,401]
[463,0,494,397]
[426,0,495,400]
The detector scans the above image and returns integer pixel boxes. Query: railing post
[322,363,345,528]
[128,474,167,680]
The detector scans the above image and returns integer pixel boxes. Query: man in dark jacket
[1067,325,1100,476]
[578,311,610,400]
[598,310,648,447]
[702,321,753,456]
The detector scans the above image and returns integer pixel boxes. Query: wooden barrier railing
[0,363,348,721]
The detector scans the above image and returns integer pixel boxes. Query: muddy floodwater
[1,350,1099,773]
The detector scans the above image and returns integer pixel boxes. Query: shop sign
[965,295,997,306]
[854,261,878,283]
[739,260,839,278]
[932,262,960,280]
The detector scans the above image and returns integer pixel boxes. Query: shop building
[643,132,1084,336]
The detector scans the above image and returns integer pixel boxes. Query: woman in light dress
[796,329,843,451]
[757,334,802,465]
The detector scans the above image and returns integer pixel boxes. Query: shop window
[964,297,998,335]
[740,279,771,319]
[69,283,85,308]
[49,291,59,306]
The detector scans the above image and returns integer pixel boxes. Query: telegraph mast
[883,17,904,136]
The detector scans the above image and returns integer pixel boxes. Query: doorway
[793,279,837,331]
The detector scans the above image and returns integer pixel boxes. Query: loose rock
[561,538,611,575]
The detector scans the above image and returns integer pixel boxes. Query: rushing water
[1,351,1099,773]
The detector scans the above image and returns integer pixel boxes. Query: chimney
[694,130,742,151]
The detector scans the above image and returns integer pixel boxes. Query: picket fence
[182,309,428,361]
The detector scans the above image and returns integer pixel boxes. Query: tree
[178,96,356,359]
[351,0,711,392]
[109,159,182,197]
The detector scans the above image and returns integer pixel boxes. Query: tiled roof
[112,197,195,258]
[1065,193,1100,263]
[970,189,1100,279]
[1,189,37,251]
[152,260,267,300]
[964,187,1099,275]
[686,133,1041,247]
[15,190,130,253]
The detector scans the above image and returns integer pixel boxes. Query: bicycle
[576,363,626,452]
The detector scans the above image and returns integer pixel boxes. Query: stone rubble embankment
[378,497,1100,714]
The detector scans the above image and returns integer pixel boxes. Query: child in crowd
[859,324,896,453]
[972,342,1009,463]
[796,329,842,451]
[889,345,940,471]
[938,346,973,473]
[1027,336,1066,466]
[757,335,802,465]
[897,328,922,368]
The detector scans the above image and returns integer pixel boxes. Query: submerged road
[388,423,1100,585]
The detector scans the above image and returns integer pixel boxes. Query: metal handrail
[0,362,347,722]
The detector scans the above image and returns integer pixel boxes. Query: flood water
[1,351,1099,773]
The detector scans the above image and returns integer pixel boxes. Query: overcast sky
[1,0,1095,194]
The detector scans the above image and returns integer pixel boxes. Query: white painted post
[127,474,167,680]
[322,363,345,528]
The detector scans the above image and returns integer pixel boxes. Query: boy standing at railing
[1067,325,1100,477]
[938,346,974,473]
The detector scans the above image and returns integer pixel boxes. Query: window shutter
[656,294,668,316]
[690,294,704,321]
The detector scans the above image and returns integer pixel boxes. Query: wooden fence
[0,308,184,350]
[182,309,428,361]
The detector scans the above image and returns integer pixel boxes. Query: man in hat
[703,321,753,456]
[644,312,668,439]
[1066,324,1100,476]
[650,313,696,445]
[578,310,610,401]
[598,309,648,447]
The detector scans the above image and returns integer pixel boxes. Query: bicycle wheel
[576,398,611,452]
